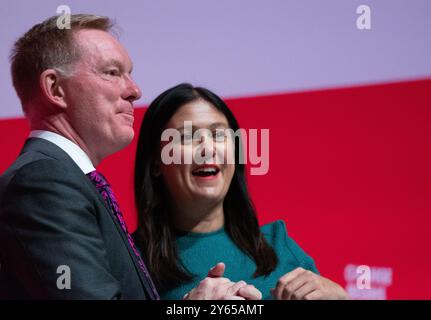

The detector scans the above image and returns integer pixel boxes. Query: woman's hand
[183,262,262,300]
[271,267,349,300]
[183,277,262,300]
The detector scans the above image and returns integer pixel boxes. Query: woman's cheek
[222,139,235,165]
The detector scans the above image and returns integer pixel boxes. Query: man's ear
[39,69,67,109]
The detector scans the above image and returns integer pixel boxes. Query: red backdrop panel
[1,79,430,299]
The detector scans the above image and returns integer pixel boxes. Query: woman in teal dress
[133,83,348,300]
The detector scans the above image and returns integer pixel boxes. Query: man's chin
[119,130,135,147]
[94,129,134,162]
[111,129,135,152]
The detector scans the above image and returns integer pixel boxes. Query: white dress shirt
[29,130,95,174]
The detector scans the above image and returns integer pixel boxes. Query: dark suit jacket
[0,138,154,299]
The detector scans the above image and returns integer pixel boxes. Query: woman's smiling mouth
[192,164,220,180]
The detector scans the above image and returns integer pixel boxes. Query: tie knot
[87,170,110,189]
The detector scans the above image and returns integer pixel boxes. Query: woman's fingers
[289,279,318,300]
[280,271,313,300]
[272,268,350,300]
[238,284,262,300]
[225,280,247,297]
[271,267,307,300]
[207,262,226,278]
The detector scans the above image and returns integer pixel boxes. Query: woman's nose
[198,136,216,160]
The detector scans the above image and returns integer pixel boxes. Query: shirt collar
[29,130,95,174]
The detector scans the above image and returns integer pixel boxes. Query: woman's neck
[171,201,225,233]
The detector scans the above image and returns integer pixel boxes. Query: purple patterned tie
[87,170,160,300]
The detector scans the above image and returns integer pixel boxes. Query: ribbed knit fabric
[161,220,319,300]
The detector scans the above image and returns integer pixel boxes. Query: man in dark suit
[0,14,261,300]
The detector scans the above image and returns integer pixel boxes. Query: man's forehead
[73,28,117,44]
[73,29,132,68]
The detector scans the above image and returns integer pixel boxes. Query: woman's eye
[214,131,226,141]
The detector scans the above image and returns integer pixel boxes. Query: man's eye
[106,69,120,76]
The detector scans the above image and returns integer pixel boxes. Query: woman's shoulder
[260,219,319,274]
[259,219,291,251]
[260,219,288,240]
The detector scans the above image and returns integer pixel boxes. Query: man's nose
[122,74,142,103]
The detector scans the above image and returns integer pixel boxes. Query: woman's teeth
[192,167,219,176]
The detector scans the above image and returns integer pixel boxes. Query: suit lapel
[21,138,156,299]
[88,183,156,299]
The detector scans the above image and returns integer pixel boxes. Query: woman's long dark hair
[134,83,278,291]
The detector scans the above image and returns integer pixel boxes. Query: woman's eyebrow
[174,123,228,131]
[209,122,229,129]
